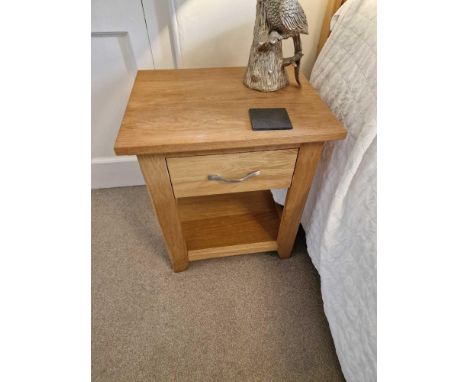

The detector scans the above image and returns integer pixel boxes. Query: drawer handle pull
[207,170,261,183]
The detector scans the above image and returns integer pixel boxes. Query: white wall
[92,0,329,188]
[170,0,329,77]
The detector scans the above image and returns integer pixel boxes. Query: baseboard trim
[91,156,145,189]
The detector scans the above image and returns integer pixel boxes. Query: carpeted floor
[92,186,344,382]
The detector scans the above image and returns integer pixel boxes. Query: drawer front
[167,149,298,198]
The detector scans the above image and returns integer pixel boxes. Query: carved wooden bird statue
[265,0,308,85]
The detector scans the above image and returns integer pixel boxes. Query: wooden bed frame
[317,0,347,56]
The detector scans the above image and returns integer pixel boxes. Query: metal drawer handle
[207,170,261,183]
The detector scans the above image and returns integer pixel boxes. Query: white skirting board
[91,156,145,189]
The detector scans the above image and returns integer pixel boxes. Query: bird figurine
[265,0,308,85]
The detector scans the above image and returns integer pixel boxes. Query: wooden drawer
[167,149,298,198]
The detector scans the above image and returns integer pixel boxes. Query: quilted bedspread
[272,0,377,380]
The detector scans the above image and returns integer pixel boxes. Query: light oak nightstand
[114,67,346,272]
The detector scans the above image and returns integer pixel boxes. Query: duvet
[273,0,377,380]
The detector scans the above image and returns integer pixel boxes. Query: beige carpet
[92,186,344,382]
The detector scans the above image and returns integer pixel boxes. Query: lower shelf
[176,191,281,261]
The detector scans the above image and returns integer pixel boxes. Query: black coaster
[249,108,293,131]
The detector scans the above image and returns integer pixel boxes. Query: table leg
[138,155,189,272]
[277,142,324,259]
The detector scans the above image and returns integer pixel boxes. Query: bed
[272,0,377,380]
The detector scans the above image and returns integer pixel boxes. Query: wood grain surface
[114,67,346,156]
[177,191,280,260]
[167,149,298,198]
[277,143,324,258]
[137,155,189,272]
[188,242,278,262]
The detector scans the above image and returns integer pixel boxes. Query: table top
[114,67,346,156]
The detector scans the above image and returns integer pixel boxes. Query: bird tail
[293,35,302,85]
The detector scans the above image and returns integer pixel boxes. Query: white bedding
[272,1,377,380]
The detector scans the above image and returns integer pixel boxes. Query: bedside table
[114,67,346,272]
